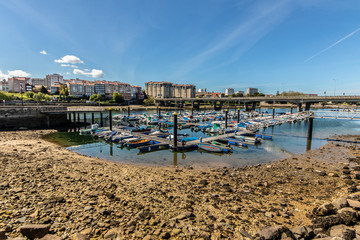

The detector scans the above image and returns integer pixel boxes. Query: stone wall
[0,106,68,130]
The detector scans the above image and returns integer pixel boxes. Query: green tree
[89,94,103,102]
[279,91,305,96]
[25,91,34,99]
[0,91,11,101]
[40,86,48,94]
[59,87,69,100]
[113,92,124,103]
[144,96,155,105]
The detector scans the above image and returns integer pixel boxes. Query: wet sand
[0,130,359,239]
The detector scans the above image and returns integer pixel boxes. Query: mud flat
[0,130,359,239]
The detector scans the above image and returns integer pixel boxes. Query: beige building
[145,81,196,98]
[8,77,30,93]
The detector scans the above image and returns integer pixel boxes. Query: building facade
[0,80,9,92]
[225,88,234,96]
[46,74,64,89]
[8,77,30,93]
[145,81,196,98]
[247,87,258,95]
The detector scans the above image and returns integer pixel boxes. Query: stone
[160,232,171,239]
[80,228,92,235]
[265,212,273,218]
[172,211,195,221]
[290,226,314,240]
[337,208,358,225]
[19,224,51,240]
[72,233,90,240]
[254,225,295,240]
[347,199,360,210]
[0,229,6,240]
[40,234,62,240]
[104,228,122,239]
[348,192,360,200]
[313,203,335,216]
[332,198,349,210]
[312,215,342,229]
[329,225,356,240]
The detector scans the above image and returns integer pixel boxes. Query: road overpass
[154,96,360,111]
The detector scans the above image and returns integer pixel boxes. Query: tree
[59,87,69,100]
[0,91,11,101]
[25,91,34,99]
[89,94,103,102]
[40,86,48,94]
[279,91,305,96]
[113,92,124,103]
[144,96,155,105]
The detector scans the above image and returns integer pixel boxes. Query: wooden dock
[186,130,252,145]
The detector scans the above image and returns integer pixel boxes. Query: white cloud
[0,70,31,79]
[40,50,47,55]
[73,69,104,78]
[55,55,84,64]
[61,64,78,68]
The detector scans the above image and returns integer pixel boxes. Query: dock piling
[100,112,104,127]
[237,108,240,123]
[173,112,178,149]
[225,109,228,128]
[272,107,275,119]
[92,113,95,124]
[306,116,314,151]
[109,109,113,131]
[128,106,130,116]
[83,113,86,125]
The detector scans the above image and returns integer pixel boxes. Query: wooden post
[159,107,161,119]
[83,113,86,125]
[290,107,293,114]
[173,112,178,149]
[100,112,104,127]
[109,109,113,131]
[73,112,76,129]
[272,107,275,119]
[128,106,130,116]
[92,113,95,124]
[225,109,228,129]
[306,117,314,151]
[237,108,240,123]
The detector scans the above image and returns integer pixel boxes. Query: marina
[62,107,360,168]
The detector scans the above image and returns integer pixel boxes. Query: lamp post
[20,84,24,106]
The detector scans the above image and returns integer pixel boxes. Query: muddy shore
[0,130,359,239]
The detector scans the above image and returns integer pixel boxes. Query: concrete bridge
[154,96,360,111]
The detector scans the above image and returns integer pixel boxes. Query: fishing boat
[198,143,232,153]
[127,139,152,148]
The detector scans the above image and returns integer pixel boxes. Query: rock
[265,212,273,218]
[80,228,92,235]
[254,225,295,240]
[313,203,335,216]
[104,228,122,239]
[343,169,351,175]
[312,215,342,229]
[347,192,360,200]
[337,208,358,225]
[329,225,356,240]
[328,173,339,177]
[19,224,51,240]
[347,199,360,210]
[199,179,208,186]
[332,198,349,210]
[72,233,90,240]
[40,234,62,240]
[160,231,171,239]
[172,211,195,221]
[290,226,314,240]
[0,229,6,240]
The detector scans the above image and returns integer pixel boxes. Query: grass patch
[42,132,97,147]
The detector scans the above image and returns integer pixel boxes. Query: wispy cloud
[172,0,294,78]
[306,27,360,62]
[61,64,78,68]
[40,50,47,55]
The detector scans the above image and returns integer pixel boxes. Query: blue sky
[1,0,360,95]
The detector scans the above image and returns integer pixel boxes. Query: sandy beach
[0,130,359,239]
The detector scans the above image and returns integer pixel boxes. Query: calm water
[68,108,360,168]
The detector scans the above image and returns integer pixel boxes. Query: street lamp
[20,84,24,106]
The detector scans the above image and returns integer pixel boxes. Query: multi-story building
[66,79,142,100]
[247,87,258,95]
[46,74,64,88]
[225,88,234,96]
[145,81,196,98]
[0,80,9,92]
[30,78,46,87]
[8,77,30,93]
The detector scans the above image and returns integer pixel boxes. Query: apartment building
[0,80,9,92]
[145,81,196,98]
[247,87,258,95]
[46,74,64,88]
[8,77,30,92]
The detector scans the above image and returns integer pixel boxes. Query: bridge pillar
[73,112,76,129]
[305,103,311,111]
[192,101,200,110]
[92,113,95,124]
[251,102,256,111]
[244,103,251,112]
[213,101,223,111]
[100,112,104,127]
[297,103,303,112]
[83,113,87,125]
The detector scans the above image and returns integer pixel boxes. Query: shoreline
[0,130,359,239]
